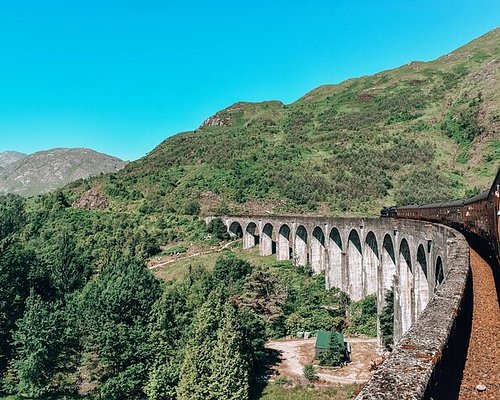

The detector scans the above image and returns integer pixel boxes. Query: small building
[315,330,351,361]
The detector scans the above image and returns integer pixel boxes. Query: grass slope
[68,28,500,218]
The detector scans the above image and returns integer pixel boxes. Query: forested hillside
[0,193,367,399]
[68,28,500,216]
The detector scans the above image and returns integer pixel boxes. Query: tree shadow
[249,347,283,400]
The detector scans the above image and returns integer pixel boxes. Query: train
[381,168,500,261]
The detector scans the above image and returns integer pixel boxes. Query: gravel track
[459,248,500,399]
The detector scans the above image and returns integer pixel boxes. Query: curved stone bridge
[208,215,471,398]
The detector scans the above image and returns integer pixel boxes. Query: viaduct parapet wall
[207,215,471,398]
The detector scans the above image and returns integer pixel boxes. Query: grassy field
[259,382,361,400]
[152,242,278,281]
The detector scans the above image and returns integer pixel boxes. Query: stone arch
[381,234,396,292]
[228,221,243,238]
[435,256,444,288]
[397,238,414,338]
[277,224,291,261]
[244,222,259,249]
[414,244,429,318]
[327,228,343,290]
[294,225,308,266]
[261,223,275,256]
[347,229,363,301]
[363,231,379,296]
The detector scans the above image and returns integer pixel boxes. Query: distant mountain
[0,148,126,197]
[0,151,27,168]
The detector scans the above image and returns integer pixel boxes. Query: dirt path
[266,337,378,385]
[147,240,238,271]
[459,248,500,399]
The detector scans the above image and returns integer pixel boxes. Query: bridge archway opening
[244,222,259,249]
[277,224,291,260]
[347,229,363,301]
[415,244,429,318]
[328,228,343,290]
[261,223,275,256]
[229,221,243,238]
[311,226,326,273]
[398,239,414,338]
[382,234,396,293]
[294,225,309,266]
[435,256,444,288]
[363,232,379,296]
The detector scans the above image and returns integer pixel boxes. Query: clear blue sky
[0,1,498,160]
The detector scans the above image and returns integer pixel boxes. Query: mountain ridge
[0,148,126,197]
[64,28,499,217]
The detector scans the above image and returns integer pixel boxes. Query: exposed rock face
[73,184,110,210]
[0,151,27,168]
[199,103,244,128]
[0,148,126,197]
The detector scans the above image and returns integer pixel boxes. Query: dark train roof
[394,166,500,210]
[419,202,446,209]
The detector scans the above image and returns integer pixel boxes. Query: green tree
[208,304,249,400]
[11,292,70,398]
[207,218,230,241]
[212,253,251,287]
[145,284,192,400]
[0,195,26,241]
[0,242,32,376]
[77,259,161,400]
[347,294,377,337]
[48,232,90,298]
[177,293,224,400]
[380,288,394,350]
[319,334,344,367]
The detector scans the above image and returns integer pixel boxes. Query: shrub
[183,200,200,216]
[207,218,230,241]
[318,334,345,367]
[347,294,377,337]
[303,364,318,382]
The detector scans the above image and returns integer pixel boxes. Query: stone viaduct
[208,215,471,399]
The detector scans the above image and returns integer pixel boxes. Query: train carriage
[382,168,500,265]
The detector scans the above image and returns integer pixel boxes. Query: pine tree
[208,303,249,400]
[380,287,395,350]
[11,291,66,398]
[176,293,224,400]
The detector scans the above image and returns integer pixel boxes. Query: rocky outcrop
[73,184,110,210]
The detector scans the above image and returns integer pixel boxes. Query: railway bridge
[207,214,471,399]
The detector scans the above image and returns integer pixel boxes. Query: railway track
[459,247,500,399]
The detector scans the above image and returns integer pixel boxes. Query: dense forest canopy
[0,195,376,399]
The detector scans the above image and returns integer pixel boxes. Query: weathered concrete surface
[207,215,470,399]
[356,230,469,399]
